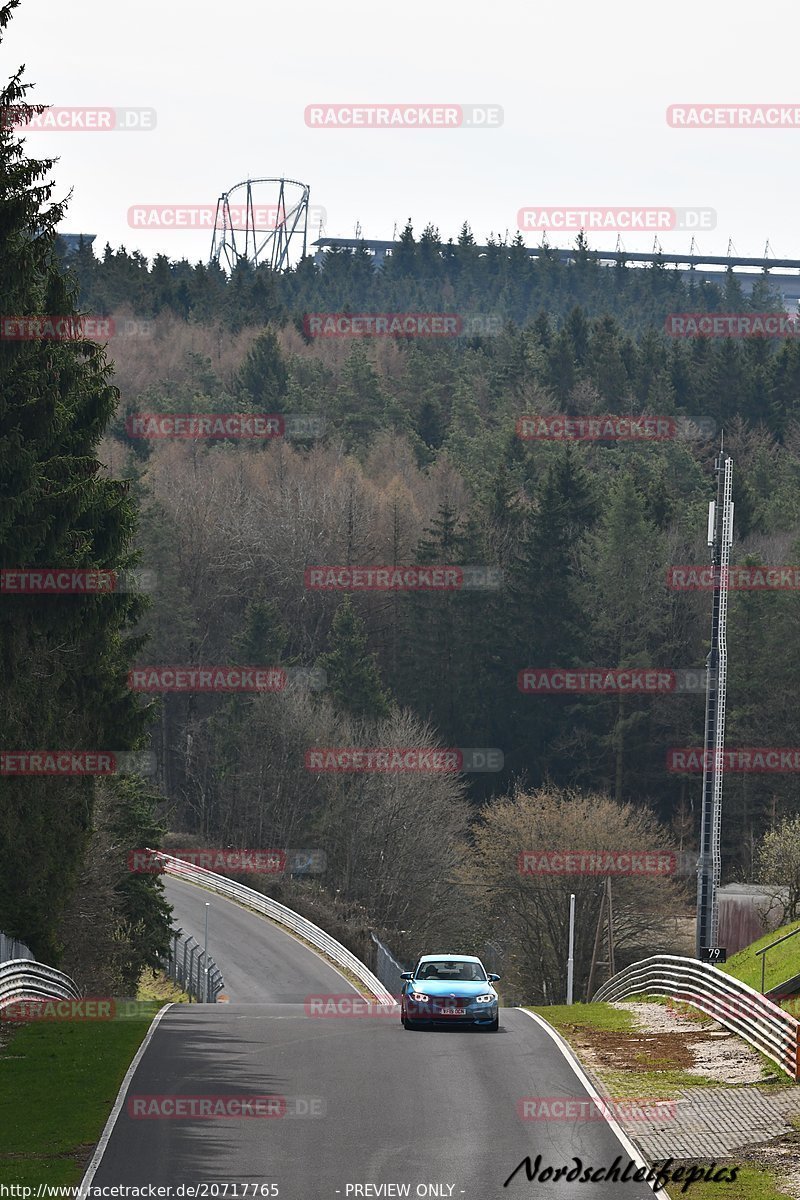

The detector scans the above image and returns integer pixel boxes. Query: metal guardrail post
[182,935,192,989]
[188,944,199,1001]
[210,967,222,1001]
[163,929,224,1001]
[170,930,180,982]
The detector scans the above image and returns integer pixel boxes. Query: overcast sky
[6,0,800,267]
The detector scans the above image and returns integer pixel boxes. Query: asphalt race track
[86,877,659,1198]
[160,875,353,1003]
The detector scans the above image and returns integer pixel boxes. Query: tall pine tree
[0,0,150,958]
[317,596,390,720]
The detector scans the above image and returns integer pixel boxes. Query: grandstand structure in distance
[312,236,800,309]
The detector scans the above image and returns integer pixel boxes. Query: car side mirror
[400,971,413,980]
[488,973,500,982]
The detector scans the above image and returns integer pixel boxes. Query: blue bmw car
[400,953,500,1031]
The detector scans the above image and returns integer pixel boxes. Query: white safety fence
[0,959,82,1011]
[594,953,799,1079]
[151,849,395,1004]
[165,927,225,1003]
[370,931,410,996]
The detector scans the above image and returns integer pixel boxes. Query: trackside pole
[566,893,575,1004]
[203,902,210,1003]
[696,442,734,957]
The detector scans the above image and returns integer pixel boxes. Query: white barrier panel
[0,959,82,1011]
[594,953,798,1079]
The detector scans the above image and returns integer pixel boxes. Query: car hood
[408,979,495,998]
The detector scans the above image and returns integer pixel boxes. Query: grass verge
[663,1163,794,1199]
[0,968,185,1186]
[527,993,734,1099]
[527,1001,637,1033]
[137,967,190,1004]
[529,1001,799,1195]
[0,1001,161,1185]
[722,920,800,1001]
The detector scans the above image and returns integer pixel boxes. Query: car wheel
[487,1015,499,1031]
[404,1017,418,1030]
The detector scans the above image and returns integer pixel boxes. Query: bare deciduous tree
[461,785,682,1003]
[756,814,800,924]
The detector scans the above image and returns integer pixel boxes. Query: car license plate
[440,1007,466,1015]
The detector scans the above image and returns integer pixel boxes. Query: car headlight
[410,991,429,1002]
[475,994,496,1004]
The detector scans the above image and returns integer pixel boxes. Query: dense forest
[68,235,800,995]
[4,6,800,998]
[73,238,800,846]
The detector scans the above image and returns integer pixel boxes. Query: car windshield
[415,959,487,982]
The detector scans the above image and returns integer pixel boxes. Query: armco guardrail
[0,959,82,1011]
[593,953,800,1079]
[151,849,395,1004]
